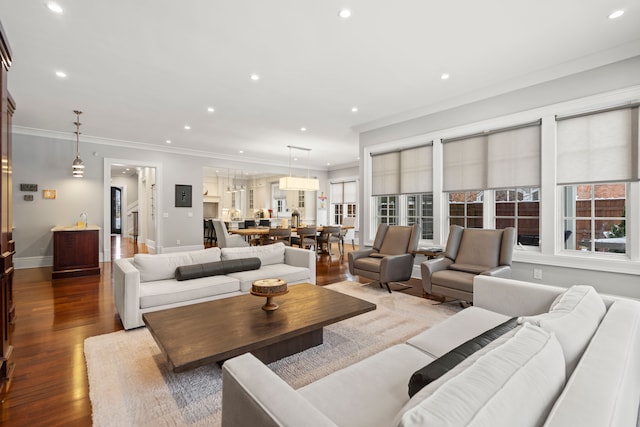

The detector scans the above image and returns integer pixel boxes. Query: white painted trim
[12,125,326,172]
[512,251,640,275]
[362,85,640,277]
[162,244,204,253]
[14,256,53,269]
[103,158,163,261]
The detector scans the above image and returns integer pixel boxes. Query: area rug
[85,281,461,426]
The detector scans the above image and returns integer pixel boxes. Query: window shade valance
[371,143,432,195]
[556,106,639,185]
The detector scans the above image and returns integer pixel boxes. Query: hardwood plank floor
[0,237,424,426]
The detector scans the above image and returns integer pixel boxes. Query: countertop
[51,225,101,232]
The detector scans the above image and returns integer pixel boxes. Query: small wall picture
[24,194,34,201]
[43,189,56,199]
[175,184,192,207]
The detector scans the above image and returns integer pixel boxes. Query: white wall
[12,132,328,267]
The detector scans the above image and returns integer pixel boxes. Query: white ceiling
[1,0,639,171]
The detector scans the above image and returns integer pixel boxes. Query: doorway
[111,186,122,234]
[103,159,162,261]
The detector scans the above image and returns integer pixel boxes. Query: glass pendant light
[72,110,84,178]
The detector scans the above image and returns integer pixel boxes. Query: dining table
[229,225,353,246]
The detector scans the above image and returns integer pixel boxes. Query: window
[443,121,541,232]
[249,189,254,209]
[448,191,484,228]
[376,195,398,225]
[372,145,433,236]
[563,183,626,254]
[331,180,357,225]
[557,106,637,255]
[495,188,540,246]
[407,193,433,239]
[298,190,305,208]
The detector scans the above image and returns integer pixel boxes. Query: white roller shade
[487,125,540,189]
[372,152,400,195]
[557,107,638,184]
[330,182,343,203]
[343,181,357,203]
[443,136,486,192]
[401,145,433,193]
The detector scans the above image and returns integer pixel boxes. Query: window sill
[512,250,640,276]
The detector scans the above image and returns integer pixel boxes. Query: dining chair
[317,225,342,255]
[291,226,318,251]
[262,228,292,246]
[340,216,357,250]
[212,219,249,248]
[204,219,216,246]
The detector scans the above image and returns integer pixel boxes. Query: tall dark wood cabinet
[0,20,15,399]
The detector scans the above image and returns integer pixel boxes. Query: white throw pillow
[518,285,605,376]
[133,252,193,282]
[221,242,285,266]
[397,324,565,427]
[189,247,221,264]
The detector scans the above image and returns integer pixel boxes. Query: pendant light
[279,145,319,191]
[72,110,84,178]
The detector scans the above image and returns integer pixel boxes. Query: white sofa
[113,243,315,330]
[221,276,640,427]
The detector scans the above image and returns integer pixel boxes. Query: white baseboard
[161,244,204,253]
[16,253,106,269]
[15,256,53,269]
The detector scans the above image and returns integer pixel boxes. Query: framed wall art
[175,184,192,207]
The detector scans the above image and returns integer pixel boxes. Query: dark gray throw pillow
[175,257,261,281]
[408,317,519,397]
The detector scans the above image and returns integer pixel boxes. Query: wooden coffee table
[142,283,376,372]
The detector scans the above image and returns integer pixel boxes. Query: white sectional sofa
[221,276,640,427]
[113,243,315,329]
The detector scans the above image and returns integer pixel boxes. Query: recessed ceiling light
[46,2,63,14]
[207,107,215,113]
[608,9,624,19]
[122,171,126,174]
[239,150,244,154]
[300,127,307,132]
[327,162,331,166]
[338,9,351,19]
[250,74,260,81]
[55,70,67,78]
[166,140,172,144]
[441,73,450,80]
[184,125,191,130]
[351,107,359,112]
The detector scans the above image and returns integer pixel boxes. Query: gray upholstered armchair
[348,224,420,293]
[421,225,515,303]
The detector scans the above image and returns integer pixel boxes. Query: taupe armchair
[421,225,515,303]
[348,224,420,293]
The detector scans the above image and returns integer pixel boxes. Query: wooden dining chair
[262,228,292,246]
[291,226,317,251]
[317,226,342,255]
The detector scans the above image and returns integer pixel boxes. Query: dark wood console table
[51,226,101,279]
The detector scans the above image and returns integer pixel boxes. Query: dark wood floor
[0,237,423,426]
